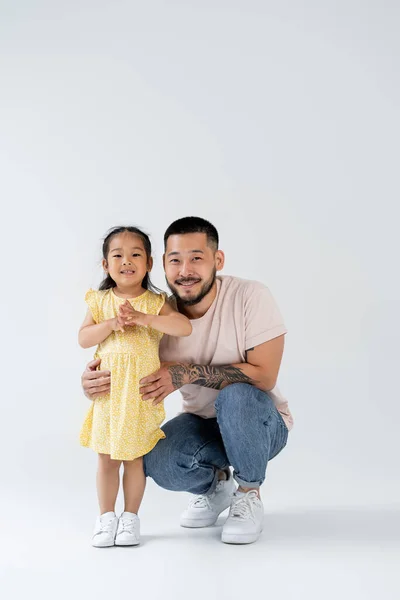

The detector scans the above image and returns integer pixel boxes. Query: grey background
[1,1,399,599]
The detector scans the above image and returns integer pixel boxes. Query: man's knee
[215,383,274,423]
[216,383,259,409]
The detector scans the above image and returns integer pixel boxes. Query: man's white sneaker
[221,490,264,544]
[92,512,119,548]
[115,512,140,546]
[180,475,236,528]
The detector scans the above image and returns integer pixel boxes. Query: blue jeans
[143,383,288,495]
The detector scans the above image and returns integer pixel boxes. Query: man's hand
[81,359,111,400]
[139,362,189,405]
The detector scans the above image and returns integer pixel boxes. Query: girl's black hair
[99,226,160,293]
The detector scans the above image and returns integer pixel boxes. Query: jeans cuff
[234,474,263,489]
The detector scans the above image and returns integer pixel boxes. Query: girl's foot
[115,512,140,546]
[92,511,119,548]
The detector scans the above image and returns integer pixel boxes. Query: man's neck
[179,280,218,320]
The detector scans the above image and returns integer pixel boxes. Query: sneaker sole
[115,541,140,546]
[92,540,115,548]
[221,530,262,544]
[180,516,219,528]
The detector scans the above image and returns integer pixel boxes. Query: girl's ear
[102,258,108,273]
[147,256,154,272]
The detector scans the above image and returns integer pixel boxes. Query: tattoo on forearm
[168,363,191,389]
[168,363,253,390]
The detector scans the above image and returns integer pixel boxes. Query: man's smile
[175,279,201,289]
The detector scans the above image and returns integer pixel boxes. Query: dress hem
[80,431,166,461]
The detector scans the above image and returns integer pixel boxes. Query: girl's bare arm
[119,300,192,337]
[78,309,123,349]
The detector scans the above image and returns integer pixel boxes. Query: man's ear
[215,250,225,272]
[102,258,108,273]
[162,253,165,269]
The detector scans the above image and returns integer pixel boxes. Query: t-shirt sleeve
[244,282,287,350]
[85,289,100,324]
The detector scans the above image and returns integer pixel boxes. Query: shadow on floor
[261,506,400,543]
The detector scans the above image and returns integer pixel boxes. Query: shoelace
[189,480,225,509]
[118,517,136,533]
[230,490,259,521]
[189,495,213,509]
[97,519,115,534]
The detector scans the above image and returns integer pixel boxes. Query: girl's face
[102,232,152,289]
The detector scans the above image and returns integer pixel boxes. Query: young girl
[79,226,192,548]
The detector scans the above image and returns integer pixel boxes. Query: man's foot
[221,490,264,544]
[180,474,236,528]
[115,512,140,546]
[92,511,119,548]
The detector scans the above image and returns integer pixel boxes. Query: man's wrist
[167,363,191,388]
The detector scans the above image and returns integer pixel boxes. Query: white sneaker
[221,490,264,544]
[180,475,236,528]
[92,512,119,548]
[115,512,140,546]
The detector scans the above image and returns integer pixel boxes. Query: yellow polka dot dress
[80,288,166,461]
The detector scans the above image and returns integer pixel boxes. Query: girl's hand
[118,300,150,328]
[110,314,126,332]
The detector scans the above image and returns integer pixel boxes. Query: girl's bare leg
[97,453,122,514]
[122,457,146,514]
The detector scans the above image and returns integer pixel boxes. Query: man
[82,216,293,544]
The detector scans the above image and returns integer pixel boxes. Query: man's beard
[167,268,217,307]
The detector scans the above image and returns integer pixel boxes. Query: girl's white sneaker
[92,512,119,548]
[115,512,140,546]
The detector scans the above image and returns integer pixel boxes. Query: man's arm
[139,336,285,404]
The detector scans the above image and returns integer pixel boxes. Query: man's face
[164,233,224,306]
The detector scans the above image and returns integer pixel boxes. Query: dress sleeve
[156,292,167,315]
[85,289,100,323]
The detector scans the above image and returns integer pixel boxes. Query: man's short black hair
[164,216,219,250]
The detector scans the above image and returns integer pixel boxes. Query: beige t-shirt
[159,276,293,430]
